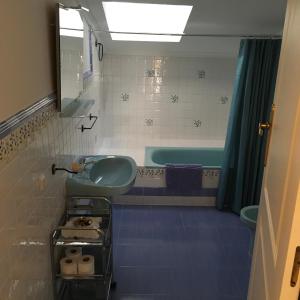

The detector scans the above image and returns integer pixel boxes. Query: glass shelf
[57,274,112,300]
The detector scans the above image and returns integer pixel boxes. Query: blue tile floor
[111,205,252,300]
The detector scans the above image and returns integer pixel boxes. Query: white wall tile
[0,32,105,299]
[101,54,236,150]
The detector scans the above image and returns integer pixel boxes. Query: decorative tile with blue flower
[170,95,179,103]
[194,120,202,127]
[121,93,129,101]
[146,70,155,77]
[198,70,206,79]
[145,119,153,126]
[220,96,229,104]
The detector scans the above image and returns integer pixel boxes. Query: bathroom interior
[0,0,289,299]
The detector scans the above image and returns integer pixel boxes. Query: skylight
[102,2,193,42]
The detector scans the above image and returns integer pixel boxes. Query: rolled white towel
[61,217,102,239]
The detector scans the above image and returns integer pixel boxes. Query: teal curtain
[217,39,281,214]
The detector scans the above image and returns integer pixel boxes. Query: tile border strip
[126,187,218,197]
[0,93,57,140]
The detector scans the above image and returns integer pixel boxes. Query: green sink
[66,155,137,197]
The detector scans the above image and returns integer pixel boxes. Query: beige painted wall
[0,0,57,121]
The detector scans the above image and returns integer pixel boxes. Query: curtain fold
[217,39,281,214]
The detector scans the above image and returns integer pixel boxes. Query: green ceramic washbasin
[66,155,137,197]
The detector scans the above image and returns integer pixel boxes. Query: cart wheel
[110,281,117,290]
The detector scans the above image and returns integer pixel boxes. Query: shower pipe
[60,27,282,39]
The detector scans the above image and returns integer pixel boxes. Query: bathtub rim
[144,146,224,168]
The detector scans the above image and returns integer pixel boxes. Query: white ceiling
[67,0,287,57]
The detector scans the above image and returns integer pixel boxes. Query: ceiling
[65,0,287,57]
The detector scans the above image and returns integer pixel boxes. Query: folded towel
[165,164,203,190]
[61,217,102,240]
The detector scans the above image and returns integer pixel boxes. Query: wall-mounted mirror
[56,4,96,116]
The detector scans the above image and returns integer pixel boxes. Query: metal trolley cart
[50,197,116,300]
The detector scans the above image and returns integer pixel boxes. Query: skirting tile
[113,195,216,206]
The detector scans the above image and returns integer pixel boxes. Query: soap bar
[71,162,83,172]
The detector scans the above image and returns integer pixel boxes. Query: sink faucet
[52,158,97,176]
[78,157,97,169]
[51,164,78,175]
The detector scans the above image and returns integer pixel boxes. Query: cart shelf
[50,196,115,300]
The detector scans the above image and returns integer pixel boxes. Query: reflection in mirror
[59,7,83,110]
[56,5,95,116]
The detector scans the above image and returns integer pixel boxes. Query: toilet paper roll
[65,247,82,261]
[78,255,95,275]
[60,257,77,276]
